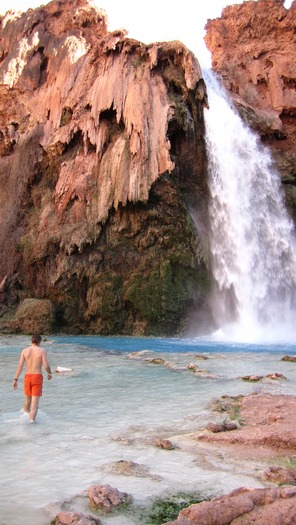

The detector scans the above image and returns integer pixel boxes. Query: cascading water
[203,69,296,342]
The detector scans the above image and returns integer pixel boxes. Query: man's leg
[24,396,31,414]
[29,396,40,422]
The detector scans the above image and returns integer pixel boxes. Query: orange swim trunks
[24,374,43,397]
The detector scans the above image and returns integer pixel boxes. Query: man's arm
[42,350,52,380]
[12,351,25,389]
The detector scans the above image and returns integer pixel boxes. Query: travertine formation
[198,393,296,451]
[0,0,210,335]
[205,0,296,115]
[165,486,296,525]
[0,0,203,248]
[165,393,296,524]
[50,393,296,524]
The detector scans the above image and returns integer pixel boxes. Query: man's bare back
[12,334,52,422]
[20,345,50,374]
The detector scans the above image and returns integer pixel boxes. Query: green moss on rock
[136,491,208,525]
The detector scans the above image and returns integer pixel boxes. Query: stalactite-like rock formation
[0,0,210,335]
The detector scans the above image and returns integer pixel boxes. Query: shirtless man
[12,334,52,422]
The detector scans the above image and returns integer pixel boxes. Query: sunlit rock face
[205,0,296,219]
[0,0,211,335]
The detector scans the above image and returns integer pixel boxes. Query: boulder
[88,483,132,512]
[155,438,176,450]
[7,298,55,333]
[102,460,150,477]
[206,422,239,433]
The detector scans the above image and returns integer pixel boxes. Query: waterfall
[203,69,296,343]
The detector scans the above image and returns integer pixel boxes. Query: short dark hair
[32,334,42,345]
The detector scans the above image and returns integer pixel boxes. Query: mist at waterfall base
[1,334,296,525]
[203,70,296,344]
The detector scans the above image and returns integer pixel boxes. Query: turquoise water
[1,335,296,524]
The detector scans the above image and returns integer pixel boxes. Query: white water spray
[204,70,296,342]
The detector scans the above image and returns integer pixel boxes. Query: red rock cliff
[205,0,296,218]
[0,0,211,335]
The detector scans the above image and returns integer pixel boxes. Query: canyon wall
[205,0,296,219]
[0,0,210,335]
[1,0,295,336]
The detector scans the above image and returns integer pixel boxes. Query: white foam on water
[203,69,296,343]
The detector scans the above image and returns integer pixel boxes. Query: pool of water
[1,334,295,524]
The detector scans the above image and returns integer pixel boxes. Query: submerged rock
[53,511,102,525]
[281,355,296,362]
[145,357,167,365]
[155,438,176,450]
[101,460,156,478]
[242,375,264,382]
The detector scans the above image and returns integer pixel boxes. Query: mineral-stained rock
[242,375,264,382]
[102,459,163,480]
[102,460,150,477]
[265,372,287,380]
[281,355,296,362]
[155,438,176,450]
[262,466,296,485]
[206,421,239,433]
[162,394,296,524]
[0,0,211,336]
[88,483,132,512]
[164,486,296,525]
[0,297,55,334]
[197,393,296,452]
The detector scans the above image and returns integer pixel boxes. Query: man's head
[32,334,42,345]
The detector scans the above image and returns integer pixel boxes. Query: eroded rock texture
[198,393,296,452]
[205,0,296,219]
[165,486,296,525]
[0,0,210,335]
